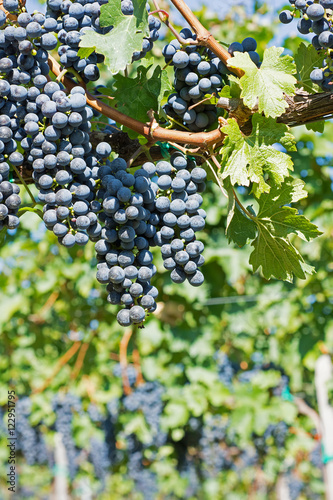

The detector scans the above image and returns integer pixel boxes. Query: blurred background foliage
[0,0,333,499]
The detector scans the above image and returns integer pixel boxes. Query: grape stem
[70,329,98,381]
[152,0,198,45]
[32,341,82,394]
[205,158,228,198]
[120,326,136,395]
[132,349,144,386]
[11,164,36,205]
[169,0,244,78]
[210,154,255,219]
[127,143,154,168]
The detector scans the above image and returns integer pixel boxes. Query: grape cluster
[52,394,82,480]
[157,153,206,286]
[163,28,229,131]
[279,0,333,90]
[45,0,161,83]
[90,437,111,483]
[214,350,235,387]
[0,178,21,231]
[130,3,162,62]
[125,434,158,500]
[199,415,232,477]
[95,157,160,327]
[94,152,207,326]
[123,382,166,445]
[45,0,108,83]
[163,30,260,131]
[16,397,49,466]
[25,83,109,248]
[228,36,261,65]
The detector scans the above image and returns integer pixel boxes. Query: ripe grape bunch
[95,152,207,327]
[44,0,161,83]
[279,0,333,90]
[163,30,260,131]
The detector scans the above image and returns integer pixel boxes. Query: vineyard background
[0,0,333,499]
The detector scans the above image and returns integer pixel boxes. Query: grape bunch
[94,156,160,327]
[123,382,165,445]
[163,28,229,131]
[52,394,82,480]
[0,5,112,245]
[94,152,207,327]
[44,0,161,83]
[228,36,261,65]
[279,0,333,90]
[16,397,50,466]
[45,0,108,83]
[157,153,206,287]
[90,437,111,483]
[0,177,21,232]
[24,82,110,248]
[163,29,261,131]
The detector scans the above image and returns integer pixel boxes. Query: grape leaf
[111,60,171,137]
[306,121,325,133]
[294,42,324,94]
[227,47,297,118]
[220,116,296,195]
[226,185,256,247]
[254,179,322,241]
[249,178,321,282]
[78,0,149,75]
[249,224,314,282]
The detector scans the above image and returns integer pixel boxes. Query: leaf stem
[169,0,243,77]
[205,158,228,199]
[232,187,256,220]
[152,0,198,45]
[210,153,255,219]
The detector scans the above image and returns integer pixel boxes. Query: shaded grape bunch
[52,394,82,480]
[123,382,166,445]
[90,437,111,483]
[94,153,207,327]
[16,397,49,466]
[279,0,333,90]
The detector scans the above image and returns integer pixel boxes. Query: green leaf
[111,61,171,136]
[220,116,296,194]
[306,121,325,133]
[79,0,149,74]
[227,47,297,118]
[226,186,256,247]
[249,178,321,282]
[162,402,189,428]
[250,227,312,282]
[18,205,43,219]
[76,46,95,60]
[294,42,324,94]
